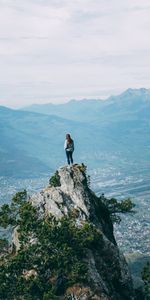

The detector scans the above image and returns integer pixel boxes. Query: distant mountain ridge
[22,88,150,122]
[0,88,150,177]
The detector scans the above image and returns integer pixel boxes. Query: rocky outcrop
[13,164,135,300]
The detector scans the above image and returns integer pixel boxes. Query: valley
[0,162,149,257]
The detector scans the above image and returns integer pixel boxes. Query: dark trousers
[66,151,73,165]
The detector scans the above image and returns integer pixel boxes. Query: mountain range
[23,88,150,122]
[0,88,150,177]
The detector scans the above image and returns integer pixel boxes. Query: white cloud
[0,0,150,107]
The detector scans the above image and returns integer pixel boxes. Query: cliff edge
[12,164,134,300]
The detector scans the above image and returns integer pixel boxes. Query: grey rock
[12,164,135,300]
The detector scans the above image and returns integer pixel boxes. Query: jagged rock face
[14,164,135,300]
[31,165,91,220]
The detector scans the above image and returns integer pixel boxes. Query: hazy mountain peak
[0,105,12,112]
[120,87,150,97]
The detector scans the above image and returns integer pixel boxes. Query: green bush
[0,238,9,254]
[0,192,102,299]
[141,262,150,299]
[99,194,135,223]
[0,190,27,228]
[49,171,61,187]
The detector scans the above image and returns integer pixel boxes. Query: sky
[0,0,150,108]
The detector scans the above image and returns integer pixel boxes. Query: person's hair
[66,133,73,144]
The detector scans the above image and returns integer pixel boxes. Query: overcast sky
[0,0,150,107]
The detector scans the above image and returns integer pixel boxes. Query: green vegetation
[0,181,136,299]
[0,238,9,254]
[0,191,102,300]
[76,163,87,174]
[99,194,135,223]
[49,171,61,187]
[0,190,27,228]
[141,262,150,299]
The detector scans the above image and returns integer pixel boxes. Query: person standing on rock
[64,133,74,165]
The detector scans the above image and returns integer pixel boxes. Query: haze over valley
[0,88,150,261]
[0,88,149,177]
